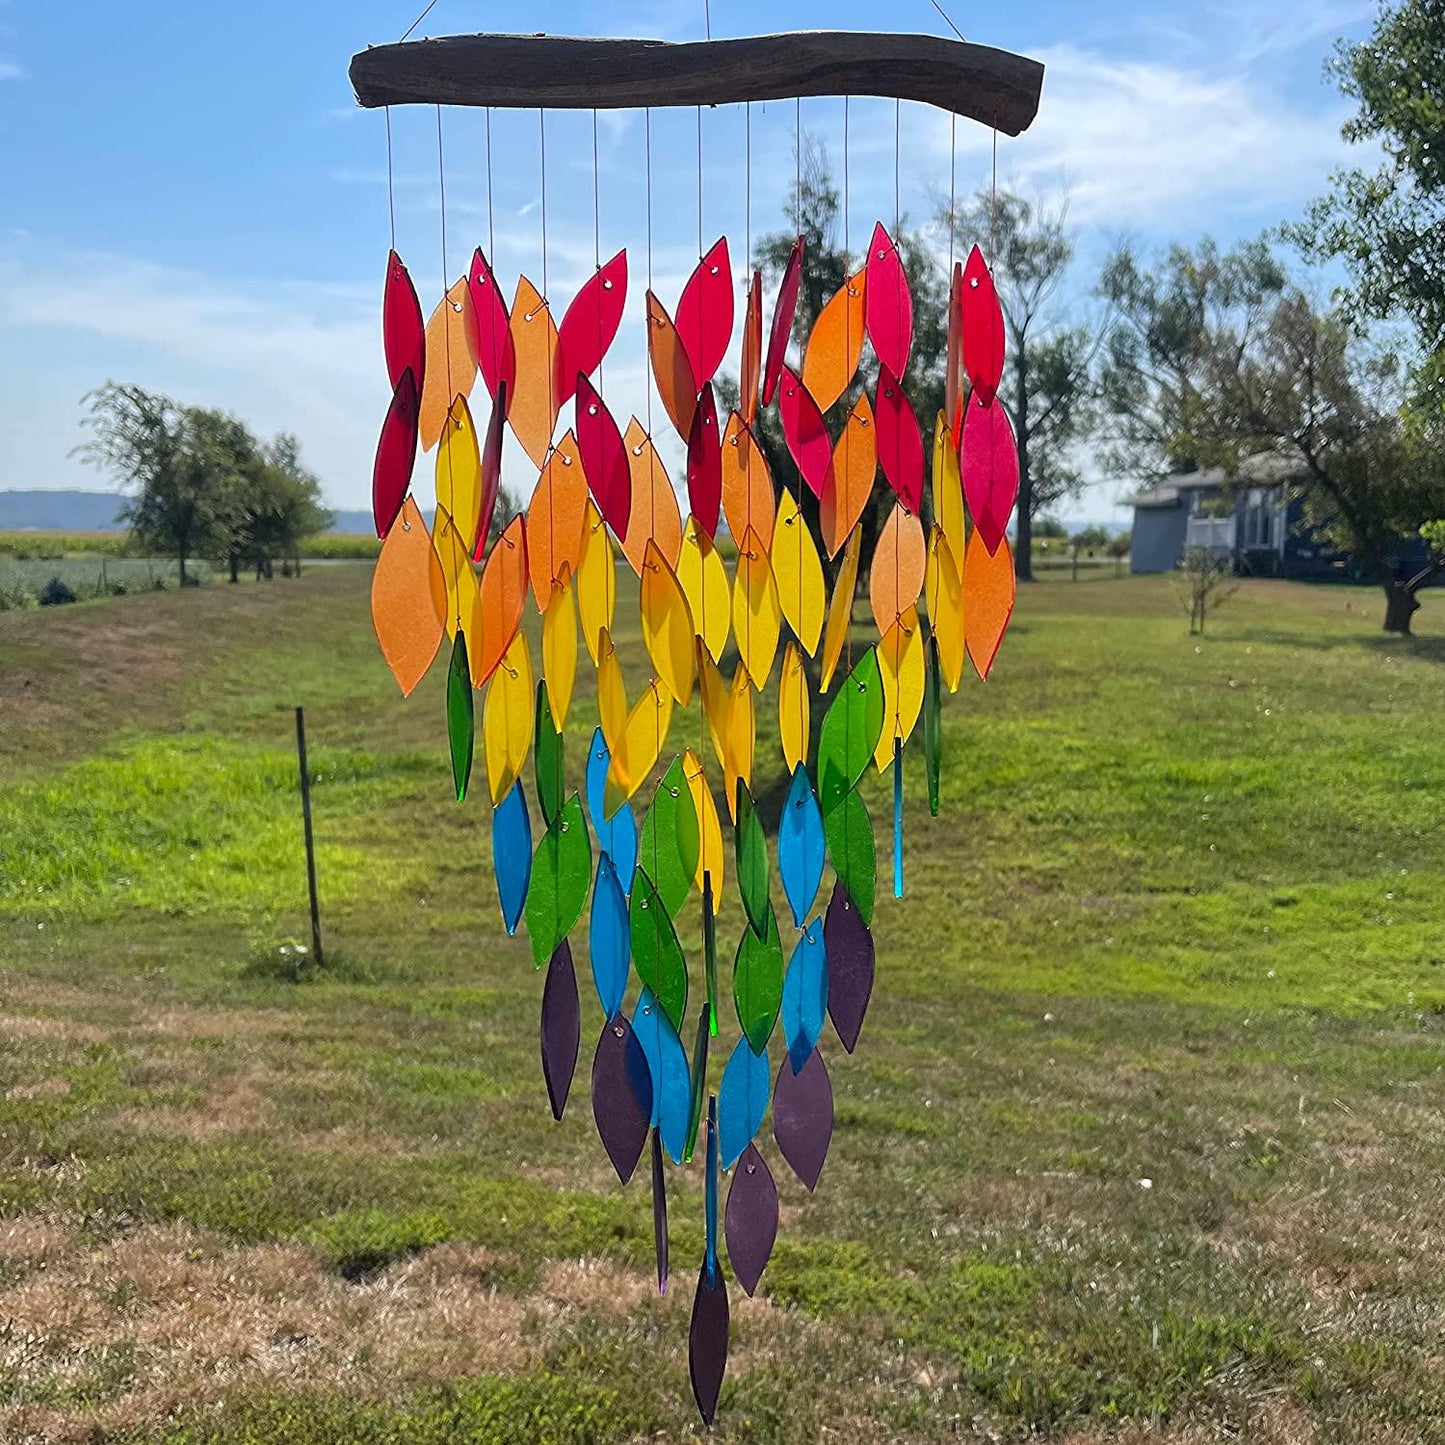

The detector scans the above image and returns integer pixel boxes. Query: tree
[226,433,331,580]
[1175,546,1238,635]
[941,191,1098,579]
[1098,238,1445,632]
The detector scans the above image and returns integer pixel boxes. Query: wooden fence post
[294,707,325,968]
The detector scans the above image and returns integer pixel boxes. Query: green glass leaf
[447,631,474,803]
[818,645,884,817]
[734,779,770,939]
[924,631,942,819]
[524,793,591,968]
[535,681,565,827]
[703,871,719,1038]
[630,865,689,1031]
[734,901,784,1055]
[684,1004,710,1163]
[823,786,876,924]
[637,755,701,919]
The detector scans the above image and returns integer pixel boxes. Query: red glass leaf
[864,222,913,379]
[962,245,1006,408]
[960,391,1018,554]
[874,364,924,514]
[556,248,628,408]
[372,367,419,539]
[471,379,507,562]
[740,269,763,425]
[763,235,805,407]
[687,383,723,540]
[676,237,733,389]
[467,248,516,406]
[383,250,425,396]
[778,365,830,498]
[945,260,964,436]
[575,374,631,540]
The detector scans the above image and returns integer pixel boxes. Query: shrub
[38,575,77,606]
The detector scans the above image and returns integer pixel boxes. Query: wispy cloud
[0,60,21,80]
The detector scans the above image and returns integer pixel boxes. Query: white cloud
[0,60,21,80]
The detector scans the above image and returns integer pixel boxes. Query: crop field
[0,564,1442,1443]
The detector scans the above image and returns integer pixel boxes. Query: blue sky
[0,0,1379,524]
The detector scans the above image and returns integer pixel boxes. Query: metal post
[294,706,325,968]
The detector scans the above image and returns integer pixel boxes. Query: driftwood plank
[349,31,1044,136]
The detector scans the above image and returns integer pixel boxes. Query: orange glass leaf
[676,237,733,388]
[779,365,831,498]
[926,527,966,693]
[621,419,683,576]
[869,502,926,636]
[372,495,446,697]
[687,383,722,541]
[945,260,965,435]
[647,290,698,441]
[875,365,924,515]
[821,393,875,559]
[420,279,479,452]
[576,373,631,540]
[432,503,477,640]
[863,221,912,380]
[467,248,516,405]
[803,268,866,413]
[740,269,763,425]
[874,604,924,770]
[764,235,805,407]
[962,245,1006,409]
[373,367,419,539]
[436,394,482,552]
[556,248,627,408]
[383,250,425,396]
[721,411,776,550]
[964,532,1015,680]
[508,276,559,468]
[526,429,587,609]
[471,514,528,687]
[819,525,862,691]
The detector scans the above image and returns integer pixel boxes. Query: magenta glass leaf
[372,367,419,539]
[874,364,924,514]
[467,247,516,406]
[763,235,805,407]
[864,222,913,379]
[556,248,628,408]
[384,250,426,396]
[676,236,734,389]
[687,382,723,540]
[823,879,873,1053]
[779,366,831,498]
[471,378,507,562]
[540,938,580,1122]
[651,1128,669,1296]
[688,1259,730,1426]
[961,391,1019,554]
[962,245,1006,409]
[724,1142,778,1297]
[772,1045,833,1191]
[575,374,632,539]
[592,1011,653,1184]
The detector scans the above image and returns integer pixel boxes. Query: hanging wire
[538,109,549,300]
[893,99,901,235]
[645,107,654,438]
[399,0,439,42]
[843,96,850,262]
[948,113,957,272]
[927,0,966,41]
[385,108,397,251]
[991,126,999,256]
[437,104,461,627]
[485,108,495,260]
[745,101,751,269]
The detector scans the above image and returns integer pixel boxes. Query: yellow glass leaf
[721,411,775,552]
[509,275,559,468]
[778,640,810,773]
[372,495,447,698]
[821,392,876,559]
[770,489,826,657]
[723,661,755,822]
[640,540,696,706]
[820,524,863,691]
[526,429,587,609]
[697,640,730,774]
[869,501,927,637]
[926,528,966,693]
[420,279,478,452]
[677,516,730,662]
[432,504,478,640]
[802,267,866,413]
[621,418,683,577]
[932,412,966,577]
[874,605,925,770]
[484,630,533,806]
[542,566,579,727]
[605,679,674,818]
[577,499,616,666]
[596,626,627,754]
[683,748,725,905]
[436,395,482,550]
[732,526,780,691]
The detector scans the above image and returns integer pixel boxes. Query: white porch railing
[1185,516,1235,554]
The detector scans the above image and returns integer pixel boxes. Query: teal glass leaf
[447,630,474,802]
[817,646,884,817]
[589,853,630,1015]
[924,631,942,818]
[781,919,827,1074]
[733,902,783,1055]
[535,681,565,827]
[491,778,531,934]
[734,780,770,939]
[634,986,693,1165]
[524,793,591,968]
[823,786,876,924]
[778,763,825,928]
[631,865,689,1031]
[718,1034,770,1170]
[638,755,701,919]
[586,727,637,892]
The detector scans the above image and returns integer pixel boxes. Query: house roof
[1127,451,1307,511]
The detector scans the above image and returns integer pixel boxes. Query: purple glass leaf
[688,1260,730,1426]
[724,1142,778,1297]
[540,939,580,1121]
[651,1128,669,1296]
[372,367,419,539]
[823,878,874,1053]
[592,1011,653,1183]
[773,1046,833,1191]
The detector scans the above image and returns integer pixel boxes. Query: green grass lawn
[1,565,1443,1443]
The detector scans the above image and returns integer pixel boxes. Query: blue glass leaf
[781,919,828,1074]
[633,986,694,1165]
[589,853,631,1016]
[778,763,825,928]
[718,1035,770,1171]
[491,778,532,935]
[587,726,638,892]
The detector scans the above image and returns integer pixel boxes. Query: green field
[1,564,1443,1443]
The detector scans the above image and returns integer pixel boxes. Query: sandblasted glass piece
[525,793,591,969]
[604,681,674,820]
[734,902,783,1056]
[576,500,617,667]
[725,1142,778,1298]
[803,267,866,412]
[592,1010,653,1184]
[542,570,578,728]
[651,1129,669,1295]
[697,644,730,776]
[677,519,730,662]
[924,631,943,816]
[646,290,698,441]
[962,245,1006,408]
[718,1034,770,1170]
[630,866,688,1031]
[763,235,805,407]
[732,528,780,691]
[590,851,631,1016]
[964,532,1015,680]
[821,392,875,559]
[371,496,445,697]
[508,275,559,468]
[721,411,776,551]
[534,681,564,826]
[770,489,825,657]
[779,366,831,497]
[421,278,479,453]
[823,786,875,924]
[945,259,964,434]
[932,412,967,571]
[472,381,508,562]
[638,755,702,919]
[778,641,809,774]
[587,727,638,892]
[373,367,419,539]
[446,630,473,802]
[540,939,581,1121]
[492,777,532,936]
[596,627,627,762]
[526,430,587,609]
[819,524,862,692]
[781,921,828,1074]
[677,237,734,389]
[622,420,683,576]
[927,528,967,693]
[740,269,763,425]
[961,391,1019,555]
[722,662,755,824]
[432,505,475,640]
[384,249,425,395]
[733,780,770,940]
[640,542,697,707]
[778,764,825,929]
[874,606,925,771]
[684,751,724,907]
[471,514,528,688]
[875,364,924,514]
[467,247,516,404]
[689,1220,729,1426]
[870,501,927,636]
[575,374,631,541]
[555,248,627,407]
[824,878,874,1051]
[482,630,533,806]
[686,384,723,542]
[817,646,885,817]
[437,394,482,551]
[633,986,692,1164]
[773,1045,833,1191]
[864,221,913,378]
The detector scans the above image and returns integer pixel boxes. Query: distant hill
[0,492,378,535]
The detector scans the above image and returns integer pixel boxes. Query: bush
[38,575,78,606]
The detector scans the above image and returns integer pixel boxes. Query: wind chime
[355,25,1042,1423]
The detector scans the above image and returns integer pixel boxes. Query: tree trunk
[1382,581,1419,635]
[1013,352,1033,581]
[229,553,240,584]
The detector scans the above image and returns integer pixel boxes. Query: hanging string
[991,126,999,257]
[948,113,956,273]
[893,99,901,236]
[745,102,751,270]
[485,108,495,260]
[399,0,439,42]
[927,0,966,41]
[593,107,603,394]
[842,97,850,263]
[795,97,801,229]
[538,109,549,300]
[437,104,461,629]
[385,108,397,251]
[645,107,654,440]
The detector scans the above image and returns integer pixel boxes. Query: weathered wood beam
[349,31,1045,136]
